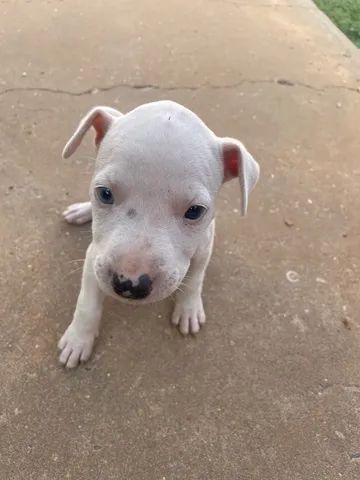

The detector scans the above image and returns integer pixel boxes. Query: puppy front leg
[172,221,214,335]
[58,243,104,368]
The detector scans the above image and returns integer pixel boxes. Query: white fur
[59,101,259,367]
[63,202,92,224]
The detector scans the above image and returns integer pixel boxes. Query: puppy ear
[219,137,260,216]
[62,106,122,159]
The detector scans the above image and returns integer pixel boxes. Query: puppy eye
[184,205,207,220]
[95,186,114,205]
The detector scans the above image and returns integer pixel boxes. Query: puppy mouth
[102,284,178,304]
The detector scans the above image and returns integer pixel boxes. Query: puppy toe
[59,344,72,366]
[190,316,201,334]
[66,348,82,369]
[198,311,206,326]
[179,316,190,335]
[171,311,180,326]
[80,343,93,363]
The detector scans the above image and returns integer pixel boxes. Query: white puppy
[59,101,259,368]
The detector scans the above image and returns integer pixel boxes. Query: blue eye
[96,186,114,205]
[184,205,206,220]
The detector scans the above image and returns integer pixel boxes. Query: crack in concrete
[0,83,163,97]
[0,78,359,98]
[277,79,360,93]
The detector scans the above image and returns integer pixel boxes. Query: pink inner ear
[223,146,239,178]
[93,114,107,146]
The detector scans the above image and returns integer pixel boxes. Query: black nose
[111,273,152,299]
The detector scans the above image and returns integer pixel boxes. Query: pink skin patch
[223,146,239,178]
[93,114,107,146]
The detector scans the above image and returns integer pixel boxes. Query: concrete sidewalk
[1,0,359,478]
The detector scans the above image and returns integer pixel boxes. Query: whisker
[175,285,185,294]
[67,258,85,264]
[65,266,84,278]
[78,154,97,162]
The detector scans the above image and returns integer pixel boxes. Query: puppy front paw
[63,202,92,225]
[171,295,206,335]
[58,324,97,368]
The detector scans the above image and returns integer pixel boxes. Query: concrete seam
[0,79,359,97]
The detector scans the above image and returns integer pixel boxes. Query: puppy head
[63,101,259,303]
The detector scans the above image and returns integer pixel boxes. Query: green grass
[314,0,360,47]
